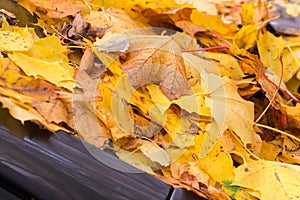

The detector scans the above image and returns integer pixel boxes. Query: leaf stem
[229,129,260,161]
[263,75,300,103]
[181,45,230,53]
[255,54,283,123]
[255,123,300,143]
[208,29,232,47]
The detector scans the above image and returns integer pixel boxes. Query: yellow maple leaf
[199,138,235,183]
[0,19,34,52]
[233,160,300,200]
[199,73,255,157]
[8,35,75,91]
[183,52,255,157]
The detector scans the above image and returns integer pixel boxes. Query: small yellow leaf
[147,84,171,108]
[100,0,191,12]
[206,52,244,79]
[8,35,75,91]
[9,52,75,91]
[116,147,158,174]
[256,30,300,82]
[140,140,170,167]
[83,8,140,33]
[190,10,237,36]
[172,95,204,116]
[0,29,33,51]
[111,74,135,135]
[94,32,129,52]
[257,31,285,62]
[199,139,235,183]
[241,3,255,25]
[234,24,260,50]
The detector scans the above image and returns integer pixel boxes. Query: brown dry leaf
[72,100,110,148]
[278,103,300,131]
[120,33,192,100]
[0,57,73,132]
[176,20,206,36]
[83,8,141,34]
[171,161,210,189]
[17,0,84,18]
[67,13,108,41]
[229,46,258,76]
[72,48,110,148]
[157,173,231,200]
[229,45,288,107]
[0,95,69,132]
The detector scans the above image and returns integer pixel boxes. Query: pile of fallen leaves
[1,0,300,199]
